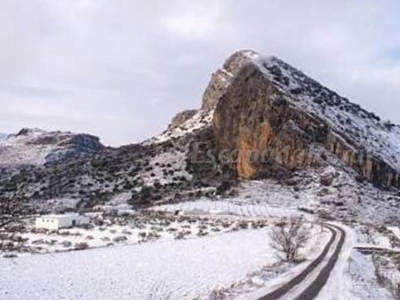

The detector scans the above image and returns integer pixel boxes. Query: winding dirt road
[257,224,346,300]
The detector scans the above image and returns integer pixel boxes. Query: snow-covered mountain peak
[245,53,400,173]
[201,50,271,111]
[148,49,400,183]
[170,49,400,189]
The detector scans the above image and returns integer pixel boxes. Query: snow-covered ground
[315,223,356,300]
[320,223,400,300]
[0,224,330,300]
[347,250,393,300]
[4,166,400,299]
[0,229,271,300]
[0,199,335,300]
[154,199,302,220]
[3,212,264,256]
[2,196,400,299]
[388,227,400,240]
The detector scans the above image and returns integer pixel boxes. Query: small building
[35,213,89,230]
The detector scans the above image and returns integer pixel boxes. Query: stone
[168,109,198,130]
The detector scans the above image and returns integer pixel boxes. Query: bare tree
[269,216,310,263]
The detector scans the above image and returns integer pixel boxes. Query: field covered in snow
[2,211,271,256]
[0,229,275,300]
[2,196,400,299]
[154,199,301,220]
[0,207,330,300]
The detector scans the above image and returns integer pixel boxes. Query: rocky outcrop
[211,51,400,189]
[201,50,259,111]
[45,133,104,163]
[168,109,198,130]
[213,63,328,178]
[0,128,104,165]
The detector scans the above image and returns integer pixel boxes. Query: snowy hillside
[146,109,214,145]
[145,50,400,189]
[0,128,104,166]
[243,50,400,172]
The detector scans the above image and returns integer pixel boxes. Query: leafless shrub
[269,216,310,263]
[112,236,128,243]
[363,227,376,245]
[74,242,89,251]
[317,209,334,221]
[208,288,228,300]
[3,253,18,258]
[61,241,72,248]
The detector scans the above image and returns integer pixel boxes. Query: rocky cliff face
[209,51,400,189]
[202,50,260,111]
[213,63,327,179]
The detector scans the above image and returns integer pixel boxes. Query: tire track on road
[257,224,345,300]
[294,224,346,300]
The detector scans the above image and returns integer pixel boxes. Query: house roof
[38,213,80,219]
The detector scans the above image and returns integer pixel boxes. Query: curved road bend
[258,224,346,300]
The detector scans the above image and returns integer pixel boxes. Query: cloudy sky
[1,0,400,146]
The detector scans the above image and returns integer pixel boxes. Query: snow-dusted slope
[150,50,400,182]
[146,109,214,145]
[240,50,400,173]
[0,128,104,166]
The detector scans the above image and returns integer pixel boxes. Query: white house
[35,213,90,230]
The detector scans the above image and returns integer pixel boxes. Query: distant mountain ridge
[0,128,105,166]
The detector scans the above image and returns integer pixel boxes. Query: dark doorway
[72,220,76,227]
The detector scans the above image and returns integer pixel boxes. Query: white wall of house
[35,214,89,230]
[35,217,60,230]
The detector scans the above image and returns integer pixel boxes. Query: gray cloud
[1,0,400,145]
